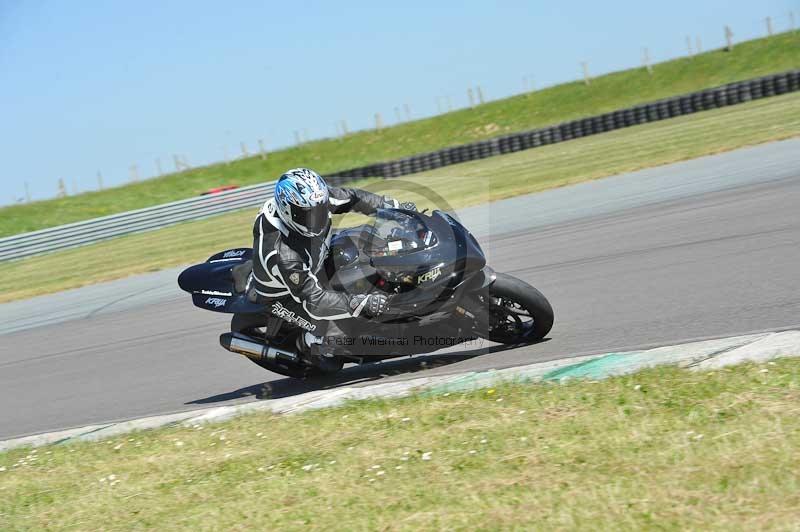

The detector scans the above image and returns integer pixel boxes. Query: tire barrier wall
[324,70,800,180]
[3,70,798,261]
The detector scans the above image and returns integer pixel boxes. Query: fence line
[0,182,275,262]
[3,69,799,262]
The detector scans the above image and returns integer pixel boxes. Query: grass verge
[1,32,799,237]
[2,358,799,530]
[2,91,799,304]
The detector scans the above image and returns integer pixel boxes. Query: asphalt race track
[2,139,799,440]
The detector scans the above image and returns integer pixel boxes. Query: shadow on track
[186,342,533,405]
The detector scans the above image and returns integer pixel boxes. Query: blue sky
[1,0,795,204]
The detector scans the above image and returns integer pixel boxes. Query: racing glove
[349,293,389,318]
[383,197,418,212]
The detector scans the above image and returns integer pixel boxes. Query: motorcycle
[177,208,554,378]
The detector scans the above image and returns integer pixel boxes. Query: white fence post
[97,171,104,190]
[766,16,773,36]
[467,87,475,107]
[685,36,694,56]
[581,62,591,85]
[375,113,383,129]
[643,47,653,74]
[476,86,485,104]
[155,158,163,176]
[258,139,267,160]
[725,26,734,51]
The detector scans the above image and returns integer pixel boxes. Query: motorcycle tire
[485,273,554,344]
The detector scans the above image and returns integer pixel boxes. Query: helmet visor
[291,203,330,237]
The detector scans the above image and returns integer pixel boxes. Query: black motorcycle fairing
[433,211,486,289]
[178,248,262,314]
[333,317,477,357]
[326,210,486,290]
[455,265,497,292]
[371,211,485,290]
[178,262,236,295]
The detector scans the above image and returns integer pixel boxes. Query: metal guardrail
[3,69,799,263]
[0,182,275,262]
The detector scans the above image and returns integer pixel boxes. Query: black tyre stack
[324,70,800,183]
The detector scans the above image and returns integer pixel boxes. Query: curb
[2,330,799,452]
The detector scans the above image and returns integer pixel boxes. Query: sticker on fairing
[417,267,442,284]
[388,241,403,251]
[205,297,227,308]
[223,249,247,258]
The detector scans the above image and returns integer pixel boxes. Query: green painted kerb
[541,353,635,381]
[420,350,649,395]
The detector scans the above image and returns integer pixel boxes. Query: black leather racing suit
[251,186,396,336]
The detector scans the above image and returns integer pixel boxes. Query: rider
[251,167,415,371]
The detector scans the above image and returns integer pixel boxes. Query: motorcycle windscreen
[363,209,437,257]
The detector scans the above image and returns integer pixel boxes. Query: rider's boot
[297,332,344,374]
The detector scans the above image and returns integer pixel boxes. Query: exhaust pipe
[220,332,300,363]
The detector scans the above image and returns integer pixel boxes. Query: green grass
[2,90,799,304]
[2,358,799,530]
[2,32,799,238]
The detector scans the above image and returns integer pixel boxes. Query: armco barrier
[0,182,276,262]
[2,70,798,262]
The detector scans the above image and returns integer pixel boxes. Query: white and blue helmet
[274,168,331,237]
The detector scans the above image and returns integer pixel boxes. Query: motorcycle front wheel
[483,273,554,344]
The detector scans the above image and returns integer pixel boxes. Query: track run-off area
[1,138,799,440]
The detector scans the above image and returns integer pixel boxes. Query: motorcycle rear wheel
[485,273,554,344]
